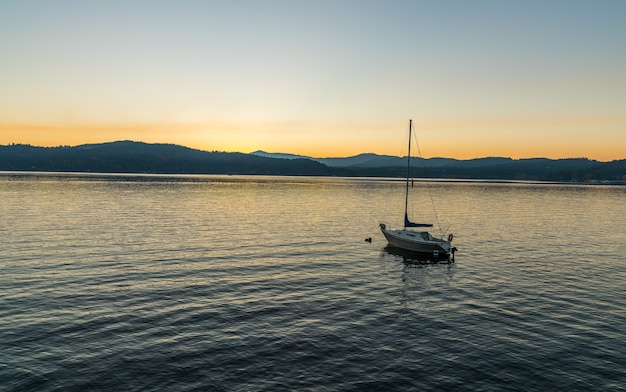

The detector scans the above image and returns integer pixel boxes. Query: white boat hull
[380,225,452,256]
[379,119,457,260]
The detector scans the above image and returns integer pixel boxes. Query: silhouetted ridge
[0,141,338,176]
[0,142,623,182]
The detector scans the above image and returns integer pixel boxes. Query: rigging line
[412,125,444,235]
[399,125,410,208]
[399,125,410,165]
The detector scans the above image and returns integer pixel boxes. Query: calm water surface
[1,173,625,391]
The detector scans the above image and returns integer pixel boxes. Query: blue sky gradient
[1,0,625,159]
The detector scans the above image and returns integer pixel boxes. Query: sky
[1,0,625,160]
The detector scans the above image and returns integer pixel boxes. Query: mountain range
[1,141,624,182]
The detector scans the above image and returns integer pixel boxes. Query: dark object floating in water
[365,237,372,242]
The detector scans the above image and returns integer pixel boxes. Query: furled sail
[404,212,433,228]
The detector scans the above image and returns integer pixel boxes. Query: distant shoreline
[1,141,624,183]
[2,171,624,186]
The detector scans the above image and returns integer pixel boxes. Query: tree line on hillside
[0,142,339,176]
[0,141,624,182]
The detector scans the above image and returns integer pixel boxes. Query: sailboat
[379,119,456,259]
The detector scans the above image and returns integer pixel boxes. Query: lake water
[2,173,625,391]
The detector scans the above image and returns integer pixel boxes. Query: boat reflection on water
[383,245,454,265]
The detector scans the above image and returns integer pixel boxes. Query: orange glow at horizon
[2,2,625,164]
[1,115,625,162]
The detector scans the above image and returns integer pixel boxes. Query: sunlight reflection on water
[1,174,625,391]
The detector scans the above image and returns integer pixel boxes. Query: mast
[404,119,412,228]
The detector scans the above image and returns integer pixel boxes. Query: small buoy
[365,237,372,243]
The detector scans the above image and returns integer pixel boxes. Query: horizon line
[2,139,622,163]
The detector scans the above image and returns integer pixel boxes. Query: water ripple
[1,175,625,391]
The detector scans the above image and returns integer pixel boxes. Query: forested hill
[0,141,340,176]
[1,141,624,182]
